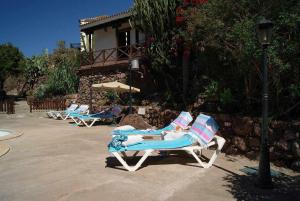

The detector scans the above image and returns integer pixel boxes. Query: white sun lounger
[112,111,193,136]
[108,114,226,171]
[73,105,122,127]
[47,104,78,119]
[56,104,89,120]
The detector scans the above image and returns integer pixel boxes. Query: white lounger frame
[47,104,79,119]
[47,111,58,118]
[56,108,89,120]
[73,117,103,127]
[110,135,226,172]
[73,115,116,127]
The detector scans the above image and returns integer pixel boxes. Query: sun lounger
[56,104,89,120]
[47,104,78,119]
[108,114,225,171]
[112,111,193,136]
[73,105,122,127]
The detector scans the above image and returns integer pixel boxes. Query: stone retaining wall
[139,106,300,170]
[77,70,128,110]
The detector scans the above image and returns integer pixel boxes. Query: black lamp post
[129,58,140,114]
[256,17,273,188]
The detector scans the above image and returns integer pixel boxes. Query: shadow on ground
[221,165,300,201]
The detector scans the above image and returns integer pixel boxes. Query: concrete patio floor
[0,101,299,201]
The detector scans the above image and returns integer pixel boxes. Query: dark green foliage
[132,0,184,108]
[133,0,300,117]
[34,41,80,99]
[24,55,48,90]
[190,0,300,116]
[0,43,24,89]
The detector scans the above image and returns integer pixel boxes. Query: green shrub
[34,84,47,100]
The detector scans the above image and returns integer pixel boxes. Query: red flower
[176,7,185,15]
[183,0,191,6]
[176,16,185,26]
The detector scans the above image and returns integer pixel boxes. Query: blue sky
[0,0,133,57]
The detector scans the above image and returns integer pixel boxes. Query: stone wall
[139,106,300,170]
[213,114,300,167]
[77,70,128,111]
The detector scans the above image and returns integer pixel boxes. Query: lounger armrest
[214,135,226,151]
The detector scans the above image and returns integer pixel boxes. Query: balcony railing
[80,44,144,67]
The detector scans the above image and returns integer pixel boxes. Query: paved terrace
[0,101,299,201]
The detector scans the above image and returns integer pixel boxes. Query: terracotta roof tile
[80,10,131,29]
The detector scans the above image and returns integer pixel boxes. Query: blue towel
[108,135,128,151]
[69,113,84,118]
[80,113,113,120]
[109,134,194,152]
[112,124,175,135]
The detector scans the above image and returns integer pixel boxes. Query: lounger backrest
[190,114,219,145]
[111,105,122,116]
[68,104,78,111]
[76,105,89,113]
[171,111,193,130]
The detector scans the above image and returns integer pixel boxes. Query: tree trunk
[0,79,4,90]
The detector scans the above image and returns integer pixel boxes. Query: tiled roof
[80,15,109,26]
[80,10,132,30]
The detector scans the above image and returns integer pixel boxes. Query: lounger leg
[63,114,70,120]
[88,119,98,128]
[70,116,78,123]
[206,136,226,167]
[187,149,211,168]
[132,151,140,157]
[112,150,153,172]
[81,120,88,127]
[186,136,226,168]
[74,118,82,125]
[54,113,61,119]
[121,152,128,158]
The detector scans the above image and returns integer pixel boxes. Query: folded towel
[114,125,135,131]
[108,135,128,150]
[112,124,174,135]
[122,135,144,146]
[108,134,144,150]
[163,131,187,141]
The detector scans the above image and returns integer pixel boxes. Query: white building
[79,10,145,70]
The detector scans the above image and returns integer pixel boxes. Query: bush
[32,41,80,99]
[34,84,47,100]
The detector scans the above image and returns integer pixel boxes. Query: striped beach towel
[171,111,193,130]
[190,114,219,145]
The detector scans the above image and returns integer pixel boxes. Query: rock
[232,117,253,136]
[284,130,297,141]
[270,151,283,161]
[224,145,239,155]
[233,136,247,152]
[215,114,232,123]
[291,161,300,172]
[224,121,232,127]
[119,114,152,129]
[253,123,261,137]
[292,141,300,159]
[248,137,260,150]
[245,151,259,160]
[270,120,288,129]
[275,139,289,152]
